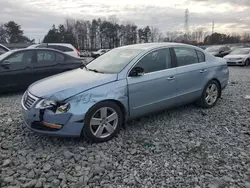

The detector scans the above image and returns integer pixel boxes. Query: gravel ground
[0,67,250,188]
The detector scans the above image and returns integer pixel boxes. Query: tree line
[0,21,34,44]
[1,18,250,50]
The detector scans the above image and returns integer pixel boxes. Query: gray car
[21,43,229,142]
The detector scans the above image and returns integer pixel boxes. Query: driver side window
[134,48,172,74]
[5,51,33,64]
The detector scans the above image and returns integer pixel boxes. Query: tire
[82,101,123,143]
[197,80,221,108]
[245,59,249,66]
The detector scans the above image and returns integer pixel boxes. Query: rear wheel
[197,80,220,108]
[82,101,123,143]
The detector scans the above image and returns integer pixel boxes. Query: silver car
[223,48,250,66]
[21,43,229,142]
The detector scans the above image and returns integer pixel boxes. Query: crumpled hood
[28,68,117,100]
[224,54,247,59]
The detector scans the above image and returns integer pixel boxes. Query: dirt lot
[0,67,250,188]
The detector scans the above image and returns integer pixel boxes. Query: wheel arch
[208,78,222,97]
[86,99,128,125]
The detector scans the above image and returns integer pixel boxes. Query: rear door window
[37,50,55,62]
[173,47,199,67]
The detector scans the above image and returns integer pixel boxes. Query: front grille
[23,92,39,109]
[227,62,236,65]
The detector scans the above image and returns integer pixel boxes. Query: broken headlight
[56,103,71,114]
[35,99,57,109]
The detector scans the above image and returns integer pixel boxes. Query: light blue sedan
[21,43,229,142]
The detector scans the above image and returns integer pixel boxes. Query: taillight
[75,47,80,57]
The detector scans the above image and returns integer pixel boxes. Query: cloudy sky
[1,0,250,42]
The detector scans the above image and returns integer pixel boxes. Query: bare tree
[150,26,160,42]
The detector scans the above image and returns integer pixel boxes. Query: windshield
[205,46,222,52]
[230,48,250,55]
[0,51,13,61]
[87,48,143,73]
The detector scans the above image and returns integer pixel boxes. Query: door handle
[200,69,206,73]
[167,76,175,81]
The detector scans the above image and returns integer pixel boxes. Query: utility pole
[184,9,189,41]
[211,21,215,45]
[212,21,214,35]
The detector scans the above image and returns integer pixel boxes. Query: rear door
[0,50,34,90]
[173,47,207,105]
[31,49,59,81]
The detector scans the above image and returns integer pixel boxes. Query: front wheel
[245,59,250,66]
[82,101,123,143]
[197,80,220,108]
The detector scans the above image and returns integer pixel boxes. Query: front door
[172,47,207,105]
[0,50,34,91]
[127,48,177,118]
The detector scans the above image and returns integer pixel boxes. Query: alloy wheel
[90,107,118,138]
[205,83,218,106]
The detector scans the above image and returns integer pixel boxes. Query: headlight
[56,103,71,114]
[35,99,57,109]
[235,58,242,60]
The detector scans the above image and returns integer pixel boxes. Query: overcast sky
[1,0,250,42]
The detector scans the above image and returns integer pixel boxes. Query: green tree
[0,24,7,43]
[4,21,32,43]
[43,24,61,43]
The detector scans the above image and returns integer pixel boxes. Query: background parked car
[223,47,250,66]
[205,45,231,57]
[27,43,81,58]
[0,44,10,55]
[0,48,84,92]
[91,49,110,58]
[80,50,91,57]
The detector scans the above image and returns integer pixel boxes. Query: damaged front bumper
[21,94,85,137]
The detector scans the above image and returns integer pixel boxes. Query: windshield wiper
[80,63,88,70]
[88,69,104,73]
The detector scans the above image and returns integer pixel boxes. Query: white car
[223,48,250,66]
[91,49,110,58]
[0,44,10,55]
[27,43,80,58]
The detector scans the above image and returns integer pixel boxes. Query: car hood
[28,68,118,100]
[223,54,247,59]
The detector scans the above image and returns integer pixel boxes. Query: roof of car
[7,47,67,54]
[116,42,202,51]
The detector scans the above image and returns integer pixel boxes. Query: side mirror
[1,60,10,67]
[129,67,145,77]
